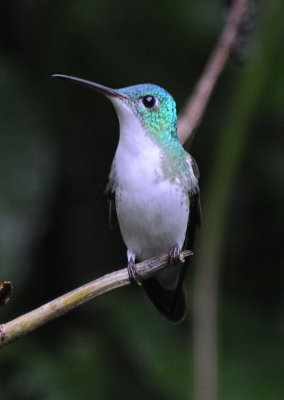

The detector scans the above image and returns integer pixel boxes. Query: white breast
[111,98,189,261]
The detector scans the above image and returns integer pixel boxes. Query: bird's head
[52,74,178,141]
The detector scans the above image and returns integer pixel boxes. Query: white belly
[116,179,189,261]
[114,134,189,261]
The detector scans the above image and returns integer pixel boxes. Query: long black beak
[52,74,128,99]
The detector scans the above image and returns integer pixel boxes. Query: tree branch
[178,0,248,145]
[177,1,249,399]
[0,250,192,348]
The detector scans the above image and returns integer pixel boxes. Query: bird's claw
[127,260,142,286]
[169,244,181,264]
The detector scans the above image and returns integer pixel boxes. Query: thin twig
[178,0,248,145]
[0,250,192,348]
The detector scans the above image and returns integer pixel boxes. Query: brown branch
[0,250,192,348]
[178,0,248,145]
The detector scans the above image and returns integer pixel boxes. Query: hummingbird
[53,74,202,323]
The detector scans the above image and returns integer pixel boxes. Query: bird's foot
[127,252,142,285]
[169,244,182,264]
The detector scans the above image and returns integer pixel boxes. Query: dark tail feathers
[142,274,187,324]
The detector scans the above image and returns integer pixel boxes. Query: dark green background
[0,1,283,399]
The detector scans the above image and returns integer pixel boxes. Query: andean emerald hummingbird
[53,74,202,323]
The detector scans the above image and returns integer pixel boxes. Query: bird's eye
[141,95,159,109]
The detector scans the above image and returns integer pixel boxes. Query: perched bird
[53,74,201,323]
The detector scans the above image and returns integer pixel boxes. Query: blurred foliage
[0,0,283,399]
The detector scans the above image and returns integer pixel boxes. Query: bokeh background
[0,1,283,399]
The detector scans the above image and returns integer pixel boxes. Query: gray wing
[105,163,118,230]
[186,155,202,250]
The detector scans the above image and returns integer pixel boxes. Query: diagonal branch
[0,250,192,348]
[178,0,248,145]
